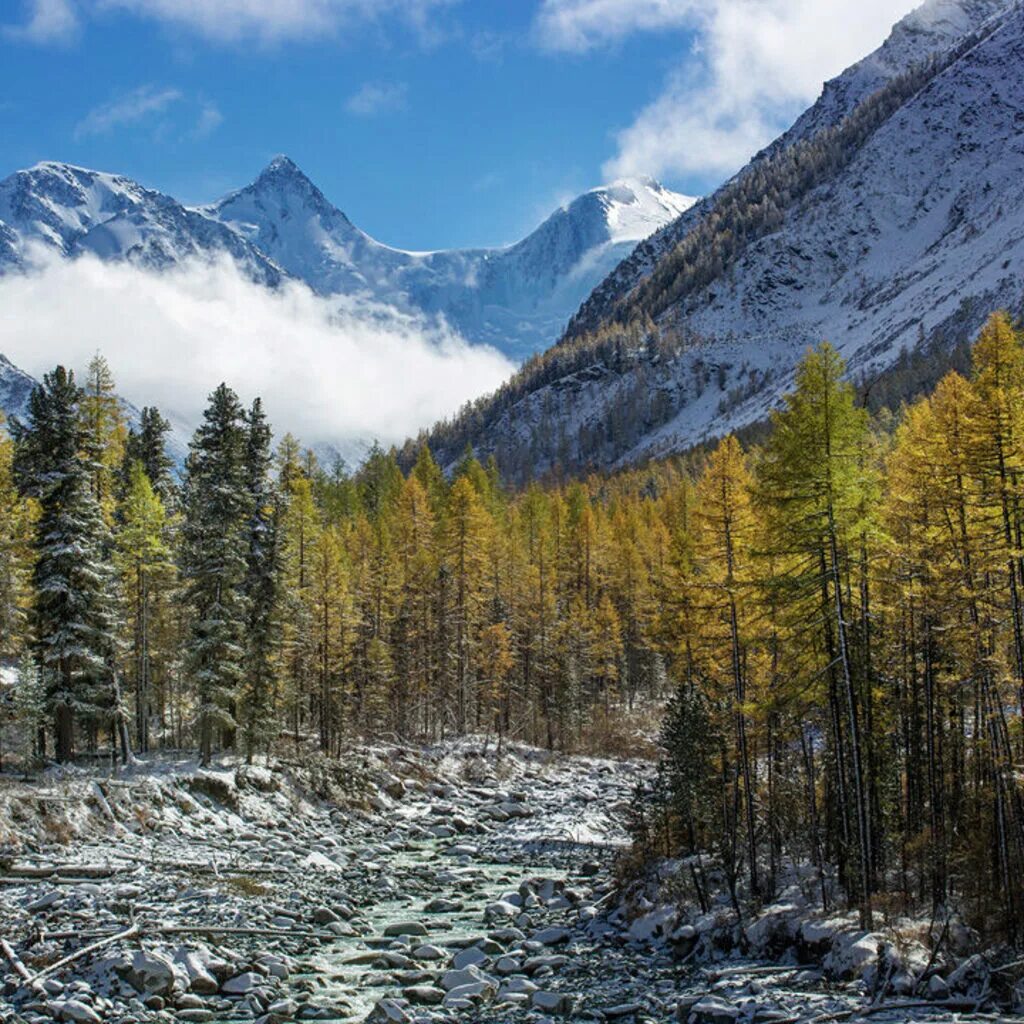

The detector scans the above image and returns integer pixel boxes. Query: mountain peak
[258,154,304,180]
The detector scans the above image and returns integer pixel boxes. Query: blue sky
[1,0,917,251]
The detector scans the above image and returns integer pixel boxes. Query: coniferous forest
[3,312,1024,951]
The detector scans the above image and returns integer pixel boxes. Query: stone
[484,900,519,921]
[451,946,490,970]
[926,974,951,1000]
[174,949,219,995]
[689,996,739,1024]
[311,906,339,924]
[602,1003,643,1018]
[532,990,572,1013]
[54,1000,102,1024]
[383,920,428,937]
[532,926,570,946]
[440,965,496,993]
[221,971,264,995]
[403,985,445,1005]
[367,998,413,1023]
[412,944,447,961]
[126,950,177,996]
[424,897,463,913]
[499,977,538,996]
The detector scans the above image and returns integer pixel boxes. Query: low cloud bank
[0,253,515,456]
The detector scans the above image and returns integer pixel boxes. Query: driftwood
[150,924,338,939]
[1,936,35,986]
[29,923,141,985]
[786,997,992,1023]
[708,963,819,980]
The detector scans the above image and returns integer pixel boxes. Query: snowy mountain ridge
[565,0,1014,343]
[413,0,1024,480]
[0,158,694,360]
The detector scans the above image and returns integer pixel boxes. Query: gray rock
[533,926,570,946]
[367,998,413,1023]
[689,996,739,1024]
[412,944,447,961]
[383,920,428,937]
[403,985,445,1005]
[174,948,219,995]
[440,965,496,993]
[602,1003,643,1019]
[52,1000,102,1024]
[126,950,177,996]
[221,971,264,995]
[532,990,572,1013]
[451,946,490,970]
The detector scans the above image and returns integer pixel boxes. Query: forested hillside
[3,312,1024,943]
[408,0,1024,481]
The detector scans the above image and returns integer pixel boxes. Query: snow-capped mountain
[0,353,190,464]
[567,0,1013,342]
[0,158,693,360]
[0,162,281,285]
[414,0,1024,479]
[0,355,38,426]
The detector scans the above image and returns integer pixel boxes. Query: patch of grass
[222,874,270,897]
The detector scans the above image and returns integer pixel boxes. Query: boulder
[532,990,572,1014]
[383,920,428,937]
[689,996,739,1024]
[403,985,445,1005]
[126,949,177,996]
[221,971,264,995]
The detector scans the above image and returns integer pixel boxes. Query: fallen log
[29,923,141,985]
[1,936,35,987]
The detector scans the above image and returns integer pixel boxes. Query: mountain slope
[411,0,1023,480]
[0,158,693,360]
[565,0,1012,344]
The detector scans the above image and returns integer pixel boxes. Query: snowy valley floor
[0,742,1016,1024]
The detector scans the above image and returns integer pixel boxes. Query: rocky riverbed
[0,742,1018,1024]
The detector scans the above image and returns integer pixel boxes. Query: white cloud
[345,81,408,117]
[74,84,182,139]
[536,0,920,181]
[192,101,224,139]
[0,253,514,453]
[535,0,691,52]
[93,0,457,45]
[4,0,80,44]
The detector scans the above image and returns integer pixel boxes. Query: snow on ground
[0,739,1018,1023]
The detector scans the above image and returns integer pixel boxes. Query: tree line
[632,312,1024,945]
[2,312,1024,943]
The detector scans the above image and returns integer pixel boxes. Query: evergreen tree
[180,383,251,766]
[12,367,119,762]
[123,406,175,502]
[240,398,280,762]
